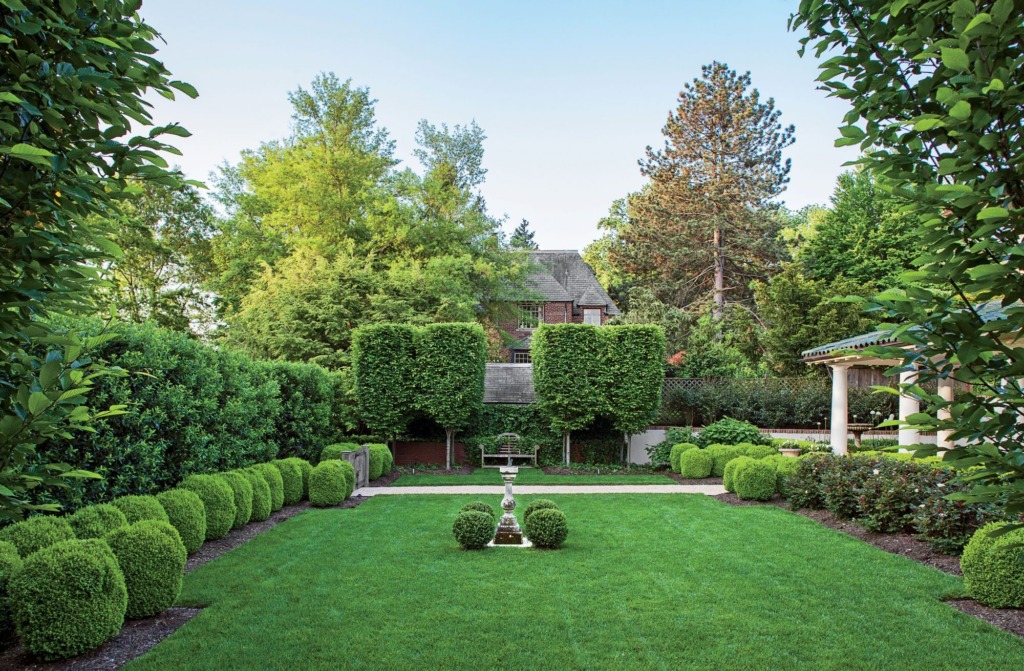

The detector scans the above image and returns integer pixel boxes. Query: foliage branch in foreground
[791,0,1024,519]
[0,1,196,521]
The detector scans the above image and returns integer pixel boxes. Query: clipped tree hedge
[417,323,487,469]
[602,325,666,458]
[352,324,419,441]
[532,324,607,464]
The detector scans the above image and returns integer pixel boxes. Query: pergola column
[936,377,955,449]
[898,368,921,450]
[830,364,850,455]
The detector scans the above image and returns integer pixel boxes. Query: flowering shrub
[820,455,876,519]
[912,480,1001,554]
[856,459,946,533]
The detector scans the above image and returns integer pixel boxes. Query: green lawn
[128,495,1024,670]
[390,468,676,486]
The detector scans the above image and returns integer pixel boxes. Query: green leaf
[0,92,22,104]
[169,81,199,99]
[941,47,970,72]
[964,12,992,35]
[39,360,62,388]
[949,100,971,120]
[27,391,50,416]
[88,37,122,50]
[914,118,944,131]
[977,207,1009,221]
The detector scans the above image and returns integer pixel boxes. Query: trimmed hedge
[740,444,779,459]
[697,418,770,448]
[321,443,360,463]
[220,471,254,529]
[280,457,312,499]
[309,461,347,507]
[724,456,754,493]
[37,318,354,513]
[706,444,744,477]
[962,523,1024,608]
[156,489,206,554]
[111,495,169,524]
[0,541,21,647]
[524,508,569,549]
[0,516,75,558]
[368,444,390,480]
[9,539,127,661]
[180,474,236,541]
[522,499,559,523]
[68,504,128,540]
[670,443,699,474]
[273,460,304,505]
[238,469,272,522]
[679,449,713,479]
[104,521,187,619]
[336,460,356,498]
[733,459,778,501]
[452,511,494,550]
[253,462,285,511]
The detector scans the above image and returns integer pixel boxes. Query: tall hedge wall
[351,324,419,440]
[38,320,353,512]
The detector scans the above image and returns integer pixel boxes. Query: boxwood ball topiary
[367,444,391,480]
[156,489,206,554]
[336,460,356,498]
[220,471,254,529]
[68,504,129,540]
[253,462,285,511]
[964,524,1024,608]
[460,502,496,520]
[180,474,236,541]
[733,459,778,501]
[10,539,127,661]
[104,521,187,619]
[670,443,699,473]
[281,457,312,499]
[679,448,714,479]
[272,460,304,505]
[706,444,744,477]
[524,508,569,549]
[381,446,394,474]
[0,515,75,558]
[309,461,347,507]
[111,495,170,524]
[522,499,559,523]
[723,456,755,493]
[742,444,779,459]
[452,510,494,550]
[0,541,22,647]
[766,455,801,496]
[320,442,359,463]
[238,469,272,522]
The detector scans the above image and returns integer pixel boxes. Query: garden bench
[480,432,539,468]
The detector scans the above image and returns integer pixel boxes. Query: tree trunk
[623,432,630,465]
[445,427,455,471]
[712,222,725,323]
[563,432,571,465]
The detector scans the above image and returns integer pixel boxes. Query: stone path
[354,484,726,496]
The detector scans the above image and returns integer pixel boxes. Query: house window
[518,303,543,330]
[512,351,532,364]
[583,308,602,326]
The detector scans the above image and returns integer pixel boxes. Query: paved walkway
[354,484,726,496]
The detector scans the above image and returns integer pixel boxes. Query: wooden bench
[480,432,539,468]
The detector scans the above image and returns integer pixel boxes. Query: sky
[141,0,858,250]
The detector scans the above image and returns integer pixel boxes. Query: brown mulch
[666,473,724,486]
[373,469,406,487]
[1,497,368,671]
[713,492,1024,640]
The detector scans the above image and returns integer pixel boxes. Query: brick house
[498,250,621,363]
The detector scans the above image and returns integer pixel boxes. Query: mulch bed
[372,469,407,486]
[713,492,1024,640]
[667,473,724,486]
[1,496,368,671]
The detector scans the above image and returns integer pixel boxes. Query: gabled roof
[526,250,621,315]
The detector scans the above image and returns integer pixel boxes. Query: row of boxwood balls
[0,445,393,662]
[452,500,569,550]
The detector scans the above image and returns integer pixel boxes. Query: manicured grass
[390,468,675,486]
[127,495,1024,670]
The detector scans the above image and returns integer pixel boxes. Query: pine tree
[509,219,539,250]
[616,62,794,322]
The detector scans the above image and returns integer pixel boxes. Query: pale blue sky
[142,0,855,250]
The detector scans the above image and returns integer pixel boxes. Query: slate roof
[526,251,621,316]
[483,363,536,404]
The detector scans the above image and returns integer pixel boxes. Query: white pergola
[802,330,956,455]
